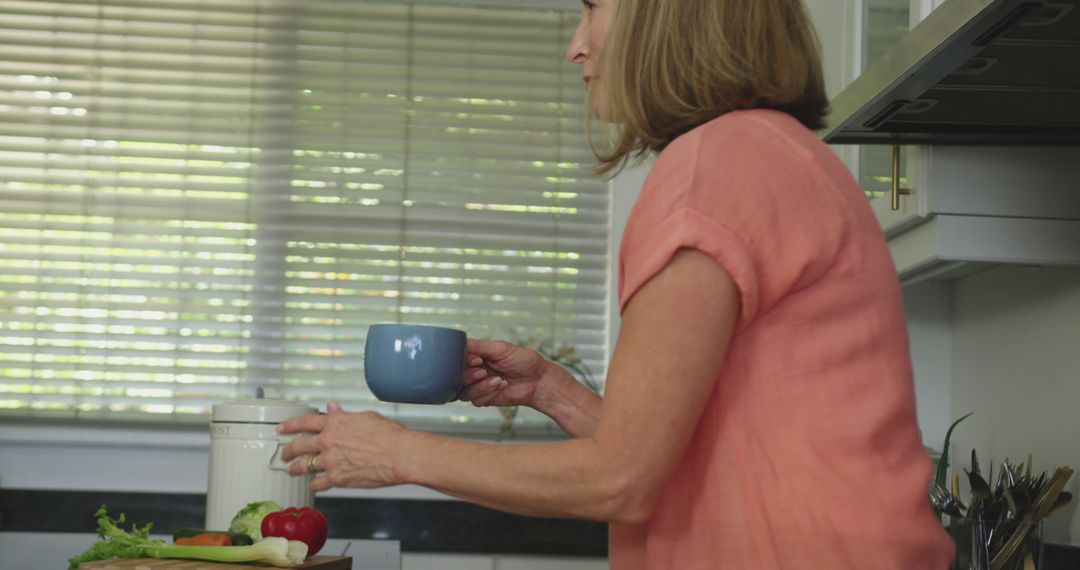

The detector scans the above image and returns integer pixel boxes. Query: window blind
[0,0,609,437]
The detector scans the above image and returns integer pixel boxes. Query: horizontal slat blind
[0,0,608,436]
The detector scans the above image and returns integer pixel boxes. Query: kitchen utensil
[363,323,468,404]
[205,397,317,530]
[967,469,994,507]
[944,456,1074,570]
[931,482,966,518]
[78,555,351,569]
[990,466,1073,570]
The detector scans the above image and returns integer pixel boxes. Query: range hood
[823,0,1080,145]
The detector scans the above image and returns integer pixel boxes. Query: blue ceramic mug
[363,324,469,404]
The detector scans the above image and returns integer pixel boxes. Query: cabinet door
[910,0,949,23]
[857,0,921,235]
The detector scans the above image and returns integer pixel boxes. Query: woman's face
[566,0,614,119]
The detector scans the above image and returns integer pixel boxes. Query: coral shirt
[610,109,955,569]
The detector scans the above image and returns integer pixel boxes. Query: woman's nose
[565,17,588,64]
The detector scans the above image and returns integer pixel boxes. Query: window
[0,0,609,437]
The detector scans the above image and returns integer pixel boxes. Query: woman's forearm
[535,369,603,438]
[393,430,647,523]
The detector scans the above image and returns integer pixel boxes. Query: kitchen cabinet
[887,145,1080,284]
[834,0,1080,285]
[857,0,914,232]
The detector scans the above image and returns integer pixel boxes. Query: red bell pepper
[260,506,329,557]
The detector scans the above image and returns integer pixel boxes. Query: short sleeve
[618,206,761,332]
[617,111,844,332]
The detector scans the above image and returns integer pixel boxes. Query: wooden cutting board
[79,555,352,569]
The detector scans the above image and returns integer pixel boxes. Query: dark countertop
[0,488,608,557]
[8,488,1080,566]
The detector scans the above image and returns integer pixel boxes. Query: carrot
[175,533,232,547]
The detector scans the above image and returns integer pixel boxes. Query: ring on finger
[305,453,319,474]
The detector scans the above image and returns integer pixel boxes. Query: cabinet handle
[891,144,912,211]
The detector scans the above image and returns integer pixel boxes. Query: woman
[279,0,956,567]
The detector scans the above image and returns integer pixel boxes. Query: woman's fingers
[279,408,409,492]
[467,338,514,360]
[310,475,334,493]
[282,433,320,463]
[277,412,328,436]
[464,365,488,382]
[458,378,491,402]
[290,448,329,481]
[463,376,507,407]
[466,338,493,354]
[287,455,314,477]
[471,385,505,407]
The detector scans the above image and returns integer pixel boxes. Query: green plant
[936,412,974,488]
[932,412,973,518]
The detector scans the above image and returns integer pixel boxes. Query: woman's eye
[583,1,597,13]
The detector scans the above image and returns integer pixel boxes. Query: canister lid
[211,398,317,424]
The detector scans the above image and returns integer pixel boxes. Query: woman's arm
[532,371,603,438]
[282,248,738,523]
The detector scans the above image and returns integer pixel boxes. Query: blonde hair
[594,0,829,175]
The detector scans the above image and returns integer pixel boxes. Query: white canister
[205,398,317,530]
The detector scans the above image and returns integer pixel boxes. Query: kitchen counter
[6,488,1080,567]
[0,488,608,557]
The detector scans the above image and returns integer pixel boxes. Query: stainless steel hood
[823,0,1080,145]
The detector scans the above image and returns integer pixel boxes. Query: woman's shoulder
[656,109,820,169]
[702,109,819,153]
[642,107,864,240]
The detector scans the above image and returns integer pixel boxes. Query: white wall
[903,281,953,450]
[945,265,1080,544]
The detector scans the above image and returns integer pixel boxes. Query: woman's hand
[462,338,601,438]
[460,339,565,409]
[279,401,408,492]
